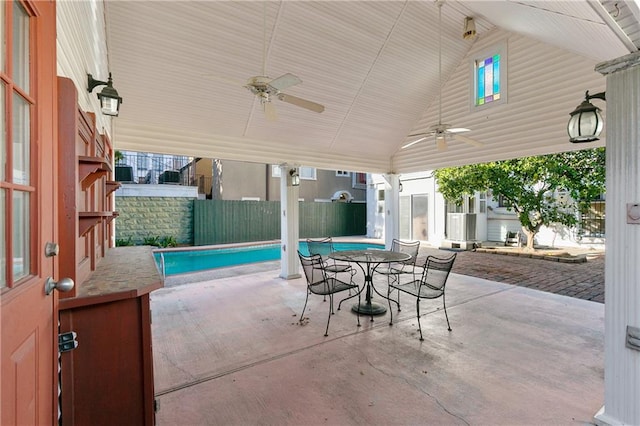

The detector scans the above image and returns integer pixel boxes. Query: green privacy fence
[193,200,366,245]
[299,201,366,238]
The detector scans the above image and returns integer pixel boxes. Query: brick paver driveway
[419,248,605,303]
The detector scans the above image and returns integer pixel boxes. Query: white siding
[393,29,606,172]
[57,1,112,138]
[487,217,521,242]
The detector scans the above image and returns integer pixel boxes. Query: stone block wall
[115,196,193,245]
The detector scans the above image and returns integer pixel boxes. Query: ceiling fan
[402,1,481,151]
[242,3,324,121]
[244,73,324,121]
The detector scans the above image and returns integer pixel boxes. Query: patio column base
[280,272,301,280]
[594,405,624,426]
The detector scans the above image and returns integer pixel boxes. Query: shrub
[142,235,177,248]
[159,236,177,248]
[115,236,134,247]
[143,235,161,247]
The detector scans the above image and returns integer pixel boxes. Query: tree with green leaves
[433,148,605,250]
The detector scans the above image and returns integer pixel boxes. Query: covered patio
[50,1,640,423]
[152,256,603,425]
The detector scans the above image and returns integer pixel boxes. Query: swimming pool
[154,241,385,276]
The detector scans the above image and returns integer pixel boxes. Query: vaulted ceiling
[105,1,640,174]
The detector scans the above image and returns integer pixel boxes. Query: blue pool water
[154,241,384,276]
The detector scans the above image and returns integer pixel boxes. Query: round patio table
[329,249,411,316]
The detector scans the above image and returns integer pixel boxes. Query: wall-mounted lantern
[567,90,606,143]
[87,73,123,116]
[289,169,300,186]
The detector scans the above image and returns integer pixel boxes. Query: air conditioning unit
[447,213,477,241]
[159,170,180,185]
[115,165,134,183]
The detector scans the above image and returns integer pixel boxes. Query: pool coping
[153,239,283,254]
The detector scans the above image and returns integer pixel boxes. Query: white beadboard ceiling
[104,1,639,174]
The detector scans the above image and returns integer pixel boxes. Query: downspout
[266,164,270,200]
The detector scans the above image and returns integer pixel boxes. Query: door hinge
[58,331,78,353]
[154,398,160,413]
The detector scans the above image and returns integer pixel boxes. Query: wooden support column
[594,51,640,426]
[280,164,301,279]
[383,173,401,249]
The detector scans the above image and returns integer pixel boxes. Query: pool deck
[151,240,604,425]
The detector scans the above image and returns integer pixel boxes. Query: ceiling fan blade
[436,137,447,151]
[401,135,428,150]
[264,101,278,121]
[448,127,471,133]
[269,73,302,91]
[454,133,483,147]
[277,93,325,113]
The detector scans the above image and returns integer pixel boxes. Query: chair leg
[337,280,364,311]
[338,269,364,310]
[300,292,309,324]
[346,269,355,296]
[416,298,423,341]
[443,293,452,332]
[356,291,361,327]
[325,294,333,337]
[386,274,401,311]
[387,287,394,326]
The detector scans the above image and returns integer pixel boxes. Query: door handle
[45,277,75,295]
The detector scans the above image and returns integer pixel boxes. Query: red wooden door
[1,1,58,424]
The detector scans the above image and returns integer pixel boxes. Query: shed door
[1,1,58,424]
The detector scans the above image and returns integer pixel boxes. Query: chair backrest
[391,239,420,265]
[422,253,456,291]
[306,237,334,257]
[298,251,326,286]
[298,251,337,295]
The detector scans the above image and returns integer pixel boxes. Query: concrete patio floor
[151,261,604,425]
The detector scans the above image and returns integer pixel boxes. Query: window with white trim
[272,165,316,180]
[299,167,316,180]
[467,195,476,214]
[479,191,487,213]
[336,170,350,177]
[352,172,367,189]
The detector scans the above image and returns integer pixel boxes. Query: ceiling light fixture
[87,73,123,117]
[567,90,606,143]
[463,17,476,40]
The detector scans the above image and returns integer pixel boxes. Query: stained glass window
[475,54,501,106]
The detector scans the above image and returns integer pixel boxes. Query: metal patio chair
[376,239,420,309]
[297,251,360,336]
[306,237,354,276]
[306,237,357,304]
[387,253,456,341]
